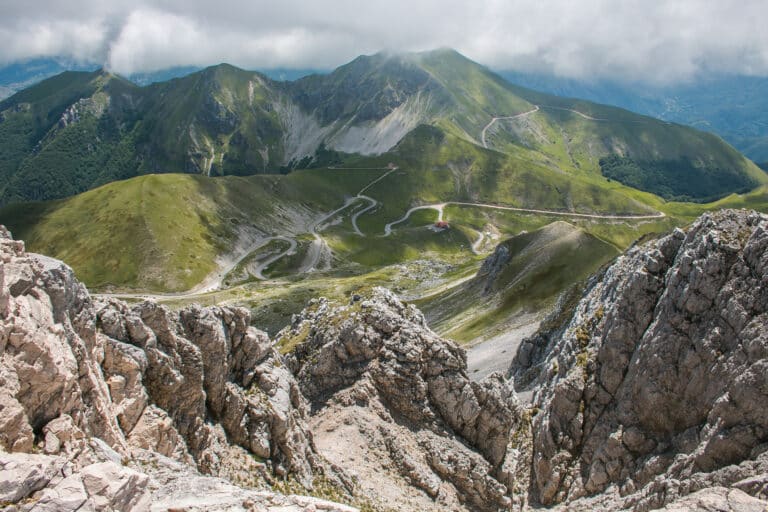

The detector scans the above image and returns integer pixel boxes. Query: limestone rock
[0,227,342,507]
[655,487,767,512]
[282,288,525,511]
[0,450,357,512]
[95,298,321,482]
[0,452,68,503]
[79,461,151,511]
[511,209,768,509]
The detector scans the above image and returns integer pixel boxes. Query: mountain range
[0,49,764,206]
[500,70,768,163]
[0,49,766,342]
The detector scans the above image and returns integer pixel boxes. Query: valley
[53,156,756,351]
[1,48,766,348]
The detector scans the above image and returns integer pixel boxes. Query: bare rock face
[0,228,344,510]
[512,209,768,509]
[95,299,321,482]
[0,232,125,456]
[0,450,357,512]
[281,289,526,511]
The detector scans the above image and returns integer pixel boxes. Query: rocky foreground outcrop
[279,290,525,510]
[513,209,768,510]
[0,226,350,511]
[1,209,767,512]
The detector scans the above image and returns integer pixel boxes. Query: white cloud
[0,19,109,65]
[0,0,766,82]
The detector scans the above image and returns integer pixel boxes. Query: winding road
[481,106,540,149]
[252,236,297,280]
[298,167,399,271]
[383,201,665,237]
[96,235,299,301]
[351,196,378,236]
[299,197,359,273]
[96,105,661,301]
[384,203,446,236]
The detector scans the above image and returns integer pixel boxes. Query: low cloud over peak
[2,0,767,83]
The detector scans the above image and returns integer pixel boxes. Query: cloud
[0,0,766,83]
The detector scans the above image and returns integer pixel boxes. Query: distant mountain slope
[0,49,763,206]
[0,58,99,100]
[0,169,379,291]
[0,71,147,204]
[421,221,618,341]
[499,70,768,162]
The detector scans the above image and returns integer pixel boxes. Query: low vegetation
[599,154,758,201]
[418,222,618,342]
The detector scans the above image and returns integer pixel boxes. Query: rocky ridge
[0,208,767,511]
[279,290,526,510]
[0,226,351,510]
[513,209,768,510]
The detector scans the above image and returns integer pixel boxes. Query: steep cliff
[513,209,768,510]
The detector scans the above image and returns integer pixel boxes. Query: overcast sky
[1,0,767,83]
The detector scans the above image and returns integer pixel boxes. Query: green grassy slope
[465,69,767,199]
[3,116,765,295]
[418,221,619,342]
[346,125,656,235]
[1,49,762,207]
[0,66,290,205]
[0,169,380,291]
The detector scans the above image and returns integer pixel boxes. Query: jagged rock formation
[512,209,768,510]
[280,290,526,510]
[1,208,768,511]
[0,226,351,510]
[0,449,358,512]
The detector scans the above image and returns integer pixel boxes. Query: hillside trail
[481,104,616,149]
[538,105,607,121]
[383,200,665,239]
[299,167,398,271]
[481,106,540,148]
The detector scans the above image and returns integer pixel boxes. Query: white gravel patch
[466,319,541,382]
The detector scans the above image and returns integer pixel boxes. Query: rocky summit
[1,209,768,511]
